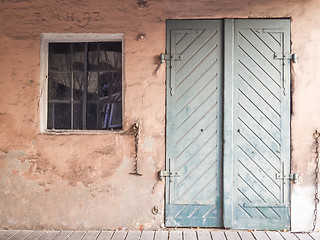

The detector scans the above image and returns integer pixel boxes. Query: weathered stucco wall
[0,0,320,231]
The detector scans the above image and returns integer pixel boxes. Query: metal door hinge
[276,173,299,183]
[274,53,298,63]
[158,170,180,181]
[160,53,183,64]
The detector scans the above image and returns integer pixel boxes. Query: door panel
[225,19,291,230]
[166,20,223,227]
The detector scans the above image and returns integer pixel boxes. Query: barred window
[47,42,122,130]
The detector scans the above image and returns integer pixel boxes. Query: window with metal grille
[47,42,122,130]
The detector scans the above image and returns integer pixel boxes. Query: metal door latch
[158,170,180,181]
[276,173,299,183]
[160,53,183,64]
[274,53,298,63]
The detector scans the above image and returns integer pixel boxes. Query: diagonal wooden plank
[67,231,87,240]
[175,32,187,46]
[237,146,280,194]
[280,232,299,240]
[0,230,19,239]
[175,82,217,133]
[176,62,218,107]
[210,231,226,240]
[38,231,59,240]
[175,31,219,85]
[140,231,155,240]
[310,232,320,240]
[224,231,240,240]
[238,29,281,72]
[154,231,168,240]
[237,113,280,162]
[251,30,281,55]
[238,151,280,198]
[169,231,182,240]
[237,101,281,151]
[51,231,73,240]
[82,231,101,240]
[175,128,218,177]
[23,231,46,240]
[111,231,127,240]
[175,73,218,120]
[294,233,314,240]
[237,150,280,202]
[125,231,141,240]
[237,32,280,84]
[237,57,280,102]
[183,230,197,240]
[236,74,280,127]
[96,231,114,240]
[176,31,218,75]
[237,120,281,173]
[175,30,203,56]
[237,231,255,240]
[236,168,281,219]
[175,30,217,72]
[236,49,281,102]
[266,231,284,240]
[238,71,280,119]
[236,123,279,173]
[238,79,281,132]
[8,230,33,240]
[197,231,211,240]
[175,94,218,149]
[177,157,218,201]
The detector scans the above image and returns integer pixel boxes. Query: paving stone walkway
[0,230,319,240]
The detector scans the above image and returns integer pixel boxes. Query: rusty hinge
[160,53,183,64]
[274,53,298,63]
[158,170,180,181]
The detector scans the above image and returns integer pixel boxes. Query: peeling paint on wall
[0,0,319,231]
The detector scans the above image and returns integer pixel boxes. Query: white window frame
[39,33,124,133]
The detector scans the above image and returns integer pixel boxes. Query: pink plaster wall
[0,0,319,230]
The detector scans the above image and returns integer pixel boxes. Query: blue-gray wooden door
[224,19,291,230]
[165,20,224,227]
[166,19,291,230]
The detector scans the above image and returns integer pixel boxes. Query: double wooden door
[165,19,291,230]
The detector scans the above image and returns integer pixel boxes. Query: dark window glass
[73,103,83,130]
[49,43,71,71]
[87,72,99,101]
[47,42,122,130]
[99,103,122,130]
[73,72,85,101]
[48,73,71,100]
[86,103,97,130]
[72,43,85,71]
[88,43,98,71]
[47,103,71,129]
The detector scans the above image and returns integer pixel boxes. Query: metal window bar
[82,42,88,130]
[98,43,101,129]
[70,43,74,129]
[52,103,55,129]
